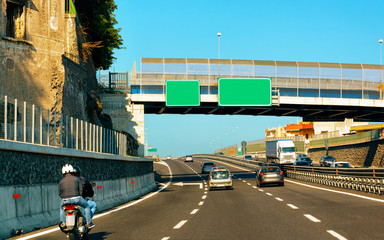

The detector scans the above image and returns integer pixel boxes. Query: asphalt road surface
[12,157,384,240]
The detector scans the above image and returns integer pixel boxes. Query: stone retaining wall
[308,138,384,167]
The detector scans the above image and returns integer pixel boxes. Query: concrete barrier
[0,173,156,239]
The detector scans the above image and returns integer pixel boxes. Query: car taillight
[260,172,264,176]
[281,180,284,182]
[261,181,264,183]
[280,171,283,175]
[65,205,75,210]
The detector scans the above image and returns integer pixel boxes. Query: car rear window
[204,162,215,166]
[212,171,229,179]
[262,167,281,173]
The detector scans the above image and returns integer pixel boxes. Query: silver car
[209,168,233,190]
[256,166,284,187]
[201,162,216,174]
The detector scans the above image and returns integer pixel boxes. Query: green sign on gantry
[166,80,200,106]
[218,78,272,106]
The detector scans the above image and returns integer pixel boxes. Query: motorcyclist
[59,164,94,229]
[73,166,97,219]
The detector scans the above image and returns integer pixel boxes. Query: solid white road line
[190,209,199,215]
[286,179,384,203]
[17,161,174,240]
[202,195,207,199]
[287,204,298,209]
[199,201,204,206]
[173,220,188,229]
[266,193,273,196]
[327,230,348,240]
[275,197,283,201]
[304,214,321,223]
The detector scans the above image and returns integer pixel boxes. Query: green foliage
[75,0,123,70]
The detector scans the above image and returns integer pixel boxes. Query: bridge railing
[0,95,128,156]
[131,58,384,100]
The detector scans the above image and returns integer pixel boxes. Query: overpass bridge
[125,58,384,122]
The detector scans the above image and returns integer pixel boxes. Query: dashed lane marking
[199,201,204,206]
[190,209,199,215]
[304,214,321,223]
[287,204,298,209]
[327,230,348,240]
[266,193,272,196]
[202,195,207,199]
[252,186,257,189]
[173,220,188,229]
[161,237,170,240]
[258,189,264,192]
[247,183,251,186]
[275,197,283,201]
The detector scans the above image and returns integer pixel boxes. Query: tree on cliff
[75,0,123,70]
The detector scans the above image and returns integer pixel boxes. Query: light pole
[217,32,221,59]
[379,39,383,99]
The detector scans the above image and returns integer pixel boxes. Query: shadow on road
[88,231,113,240]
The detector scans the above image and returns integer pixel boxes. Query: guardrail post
[93,124,96,152]
[70,117,73,148]
[47,109,50,146]
[65,115,69,148]
[76,118,79,150]
[4,96,7,140]
[59,113,63,147]
[39,107,43,145]
[32,104,35,144]
[54,112,57,146]
[23,102,26,142]
[85,121,88,151]
[96,125,99,152]
[14,98,17,141]
[80,120,83,150]
[100,127,103,153]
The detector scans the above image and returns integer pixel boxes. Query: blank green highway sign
[218,78,271,106]
[166,80,200,106]
[148,148,157,152]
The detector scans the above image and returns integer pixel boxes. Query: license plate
[217,184,225,187]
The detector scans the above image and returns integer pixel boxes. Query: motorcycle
[59,203,91,240]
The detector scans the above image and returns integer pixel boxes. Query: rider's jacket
[59,174,83,199]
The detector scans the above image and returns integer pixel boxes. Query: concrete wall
[0,140,155,239]
[308,137,384,167]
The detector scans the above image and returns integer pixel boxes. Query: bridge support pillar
[99,94,144,157]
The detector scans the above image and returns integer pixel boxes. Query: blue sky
[109,0,384,157]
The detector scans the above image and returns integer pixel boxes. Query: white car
[185,155,193,162]
[166,156,172,160]
[330,162,353,168]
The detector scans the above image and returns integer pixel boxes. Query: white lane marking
[247,183,251,186]
[327,230,348,240]
[202,195,207,199]
[252,186,258,189]
[287,204,298,209]
[161,238,170,240]
[266,193,273,196]
[304,214,321,223]
[258,189,264,192]
[199,201,204,206]
[275,197,283,201]
[205,188,208,191]
[238,178,242,180]
[173,220,188,229]
[286,179,384,203]
[242,180,246,182]
[190,209,199,215]
[204,192,207,194]
[18,161,174,240]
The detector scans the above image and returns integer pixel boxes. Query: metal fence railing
[131,58,384,100]
[99,71,129,92]
[0,95,128,156]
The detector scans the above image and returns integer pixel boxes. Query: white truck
[265,140,296,164]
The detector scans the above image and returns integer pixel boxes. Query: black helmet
[73,166,81,177]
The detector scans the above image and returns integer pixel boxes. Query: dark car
[296,153,307,160]
[320,155,336,167]
[293,160,311,166]
[256,166,284,187]
[297,156,312,166]
[201,162,216,174]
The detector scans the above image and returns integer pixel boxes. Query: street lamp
[217,32,221,59]
[380,39,383,99]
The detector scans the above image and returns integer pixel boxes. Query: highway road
[12,156,384,240]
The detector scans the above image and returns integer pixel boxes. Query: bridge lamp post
[379,39,383,99]
[217,32,221,59]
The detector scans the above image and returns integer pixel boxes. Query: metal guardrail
[0,95,128,156]
[197,154,384,195]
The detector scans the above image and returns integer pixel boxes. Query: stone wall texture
[0,148,153,185]
[308,138,384,167]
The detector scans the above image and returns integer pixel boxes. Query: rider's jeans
[60,196,92,224]
[87,200,97,218]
